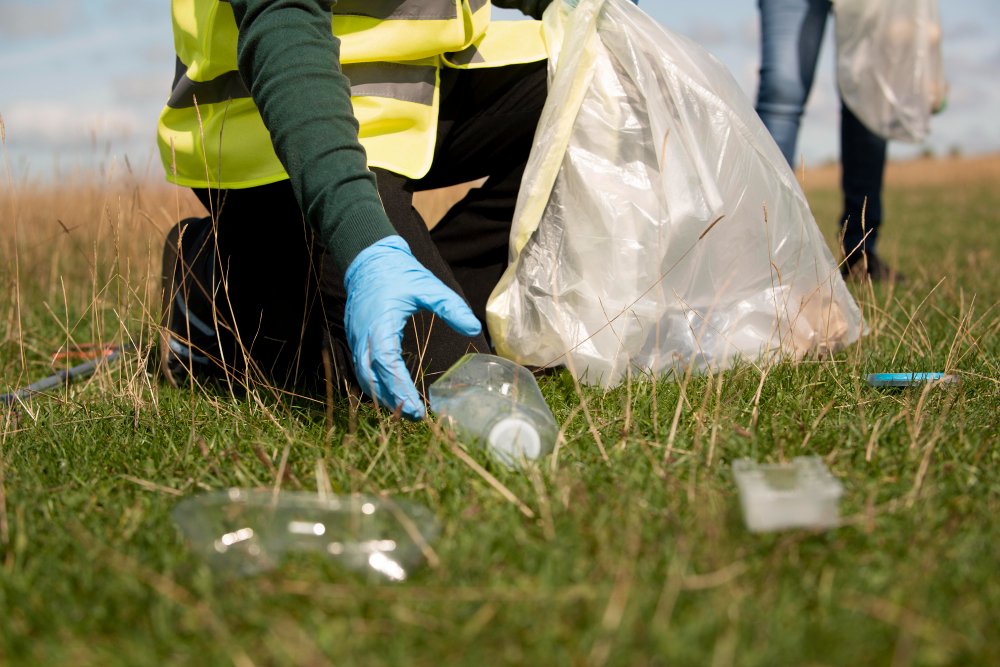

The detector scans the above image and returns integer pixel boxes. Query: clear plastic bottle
[428,353,558,468]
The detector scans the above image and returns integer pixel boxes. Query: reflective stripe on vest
[333,0,491,65]
[158,0,545,188]
[166,61,437,111]
[218,0,491,63]
[216,0,488,15]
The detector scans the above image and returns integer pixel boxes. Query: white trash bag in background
[486,0,864,387]
[835,0,947,142]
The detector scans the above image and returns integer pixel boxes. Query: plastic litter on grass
[867,372,959,387]
[172,489,440,581]
[732,457,843,533]
[429,353,558,469]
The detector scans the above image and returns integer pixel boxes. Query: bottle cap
[487,417,542,466]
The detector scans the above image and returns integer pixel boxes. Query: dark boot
[158,217,224,386]
[840,250,904,283]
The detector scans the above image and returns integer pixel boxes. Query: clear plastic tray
[171,489,440,581]
[732,457,843,533]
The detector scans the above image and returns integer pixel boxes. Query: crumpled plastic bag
[835,0,947,142]
[485,0,864,387]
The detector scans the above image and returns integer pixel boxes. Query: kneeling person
[158,0,554,418]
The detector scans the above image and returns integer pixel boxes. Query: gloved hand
[344,235,482,420]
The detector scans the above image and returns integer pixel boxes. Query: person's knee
[756,73,809,116]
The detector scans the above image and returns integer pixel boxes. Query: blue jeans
[755,0,887,260]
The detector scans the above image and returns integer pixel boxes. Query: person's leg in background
[756,0,895,281]
[839,102,892,279]
[755,0,832,166]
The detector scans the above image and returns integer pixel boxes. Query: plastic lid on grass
[487,417,542,467]
[732,457,843,533]
[171,489,440,581]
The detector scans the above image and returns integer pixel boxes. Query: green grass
[1,169,998,666]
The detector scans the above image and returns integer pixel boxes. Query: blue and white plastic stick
[867,372,958,387]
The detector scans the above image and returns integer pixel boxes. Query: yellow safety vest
[158,1,547,189]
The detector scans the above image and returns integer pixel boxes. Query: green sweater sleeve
[229,0,396,275]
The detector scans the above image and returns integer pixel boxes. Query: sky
[1,0,998,181]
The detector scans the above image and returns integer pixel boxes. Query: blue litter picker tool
[866,372,959,388]
[1,344,126,407]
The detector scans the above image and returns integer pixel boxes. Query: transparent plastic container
[429,353,558,468]
[732,457,843,533]
[171,489,440,581]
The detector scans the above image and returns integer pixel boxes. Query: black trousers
[160,60,548,395]
[839,102,887,262]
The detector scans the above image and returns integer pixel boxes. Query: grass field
[1,153,998,666]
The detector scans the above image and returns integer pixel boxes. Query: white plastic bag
[835,0,947,142]
[486,0,864,387]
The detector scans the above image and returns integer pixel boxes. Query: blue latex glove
[344,235,482,420]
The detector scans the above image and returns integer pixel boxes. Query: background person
[755,0,898,281]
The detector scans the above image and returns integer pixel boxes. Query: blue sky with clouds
[1,0,997,180]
